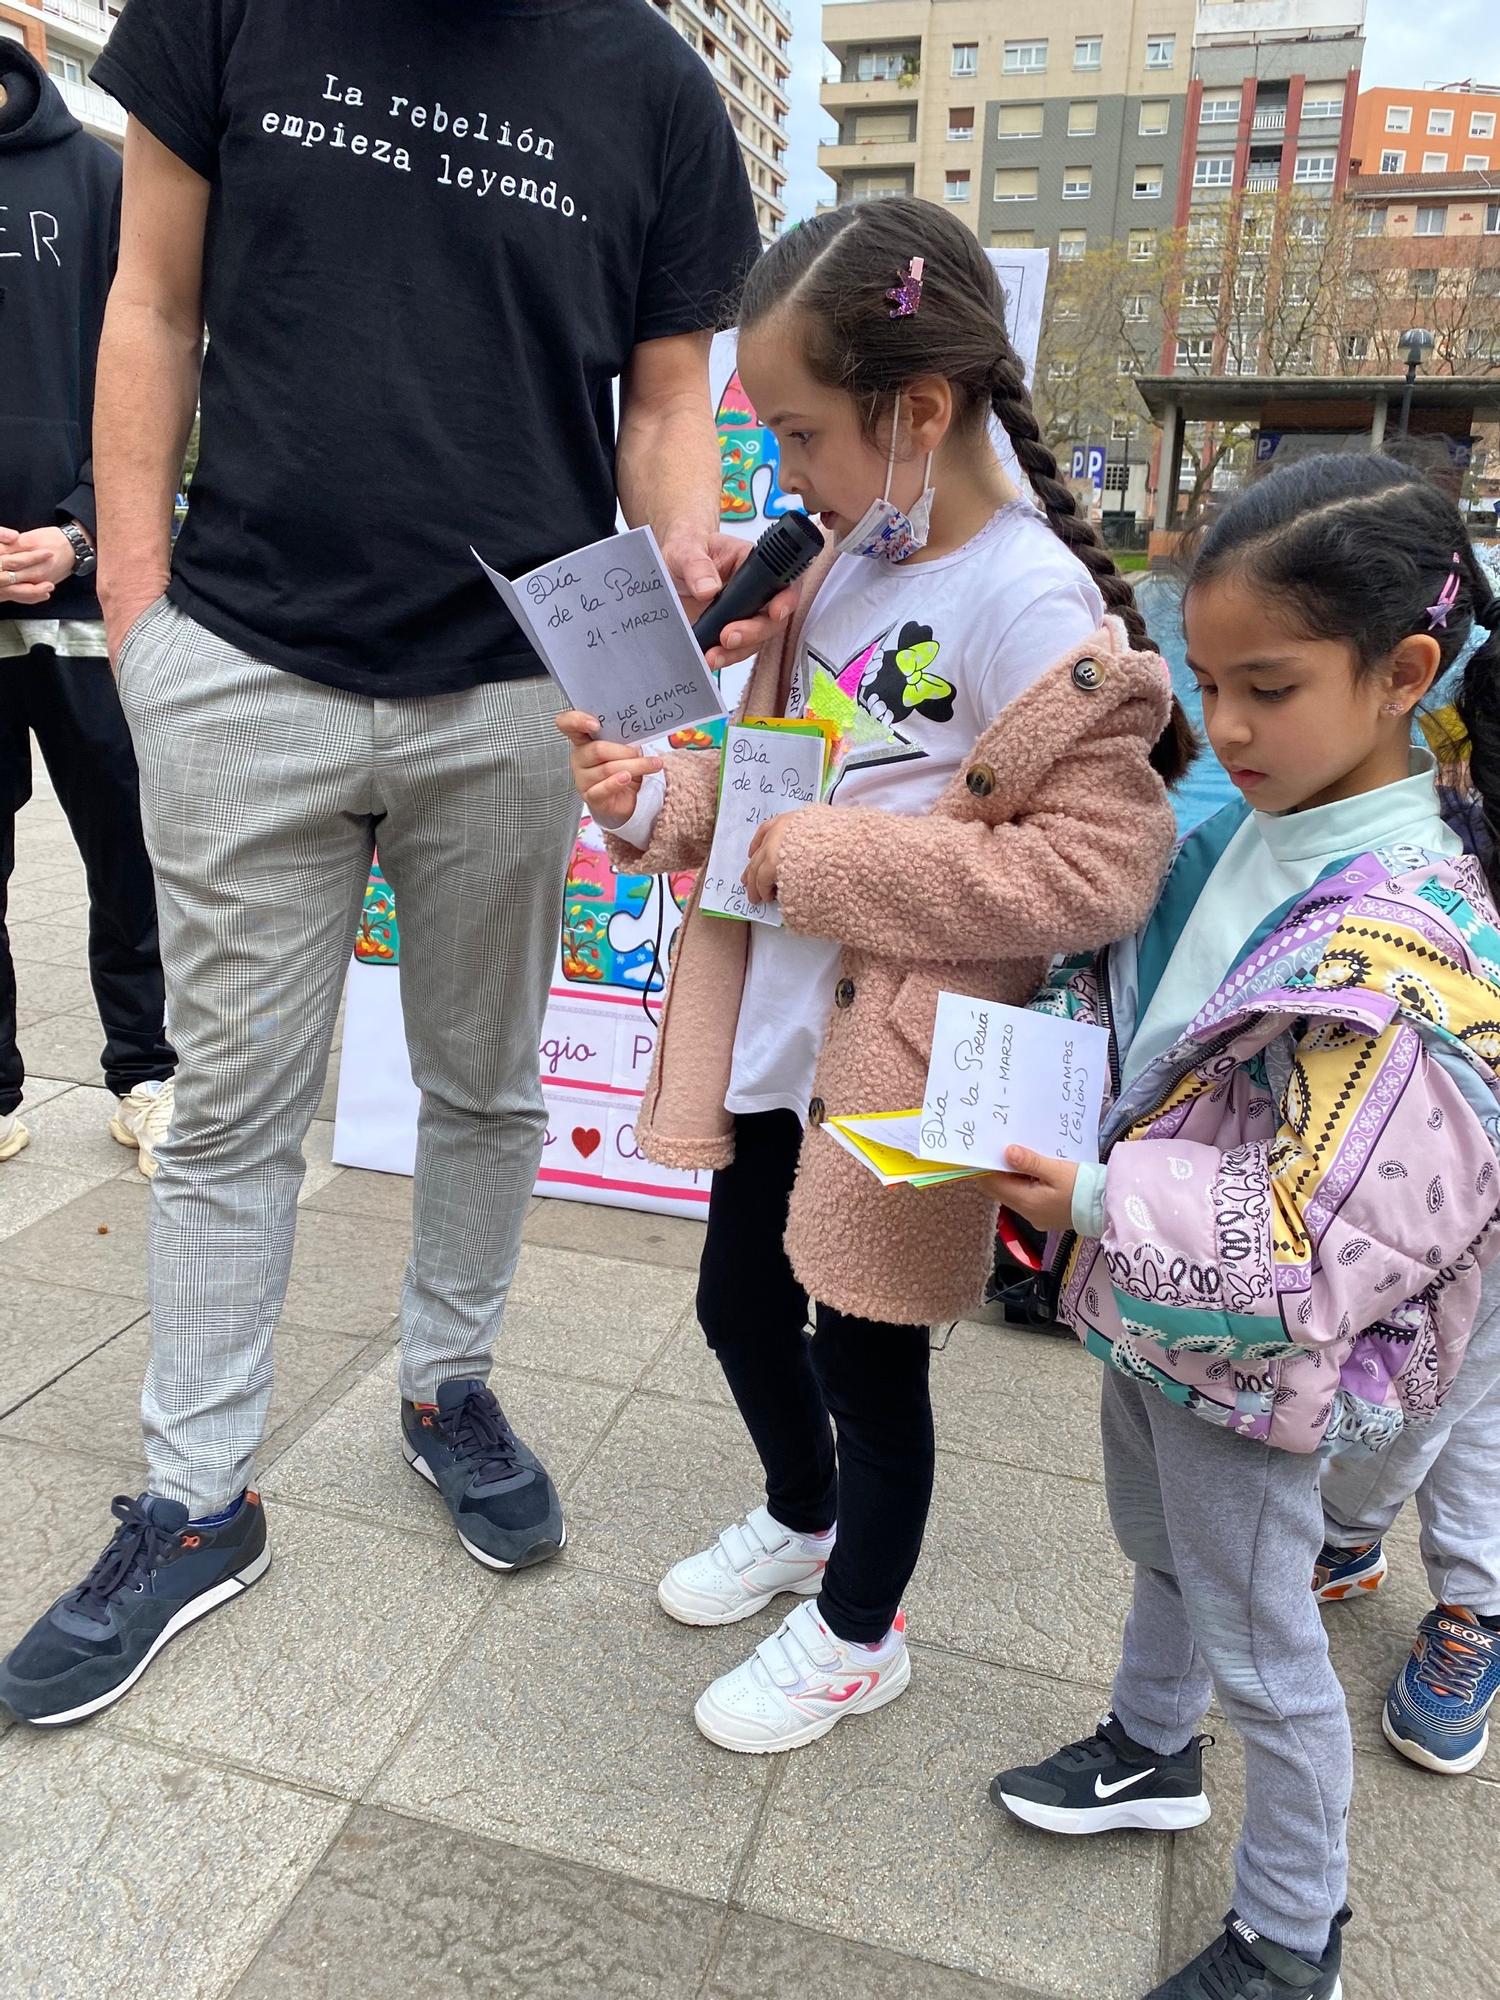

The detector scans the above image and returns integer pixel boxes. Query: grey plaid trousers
[117,598,578,1513]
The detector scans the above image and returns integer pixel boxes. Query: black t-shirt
[93,0,761,696]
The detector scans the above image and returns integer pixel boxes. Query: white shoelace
[131,1080,176,1146]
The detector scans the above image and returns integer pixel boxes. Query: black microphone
[691,509,825,655]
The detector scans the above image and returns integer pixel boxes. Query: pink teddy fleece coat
[608,553,1176,1326]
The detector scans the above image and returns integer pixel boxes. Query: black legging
[695,1110,936,1644]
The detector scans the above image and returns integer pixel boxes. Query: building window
[1289,210,1328,240]
[1415,204,1447,235]
[948,107,974,141]
[1074,36,1101,70]
[1146,34,1176,69]
[1055,294,1081,319]
[1004,41,1048,75]
[1047,356,1077,381]
[990,229,1035,248]
[1385,106,1412,133]
[1194,155,1234,188]
[997,103,1044,139]
[1107,424,1131,449]
[1422,152,1448,172]
[993,168,1040,203]
[1058,229,1087,261]
[1188,212,1224,246]
[945,171,971,202]
[1472,112,1497,140]
[1465,155,1490,170]
[1302,85,1345,119]
[1380,150,1405,174]
[847,176,908,203]
[854,50,911,82]
[1062,165,1093,200]
[1487,204,1500,233]
[1412,267,1438,297]
[1175,336,1214,368]
[47,52,85,84]
[1139,100,1170,135]
[1068,101,1098,137]
[1343,333,1370,362]
[1117,353,1136,376]
[1134,167,1163,199]
[1182,274,1219,308]
[1294,152,1336,184]
[1128,228,1157,261]
[1200,88,1240,124]
[1125,294,1150,321]
[951,44,977,77]
[1428,108,1454,135]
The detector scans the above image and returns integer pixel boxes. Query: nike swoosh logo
[1095,1767,1158,1799]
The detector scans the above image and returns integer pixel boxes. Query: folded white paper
[700,723,827,926]
[919,993,1109,1172]
[475,526,726,746]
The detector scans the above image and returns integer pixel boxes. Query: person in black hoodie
[0,40,176,1172]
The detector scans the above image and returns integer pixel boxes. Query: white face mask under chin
[837,394,935,564]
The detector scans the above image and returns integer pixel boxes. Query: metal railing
[1252,105,1286,133]
[42,0,111,31]
[57,76,125,134]
[1245,169,1281,191]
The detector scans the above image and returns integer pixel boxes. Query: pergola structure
[1133,374,1500,532]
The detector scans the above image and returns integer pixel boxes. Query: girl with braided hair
[991,452,1500,2000]
[557,196,1186,1756]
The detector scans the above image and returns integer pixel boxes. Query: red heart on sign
[571,1126,602,1160]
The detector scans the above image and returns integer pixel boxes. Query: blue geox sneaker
[1383,1604,1500,1774]
[401,1378,565,1572]
[0,1490,269,1727]
[1312,1538,1388,1603]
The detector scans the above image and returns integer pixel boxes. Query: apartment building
[819,1,1197,261]
[1343,167,1500,373]
[1352,80,1500,181]
[0,0,124,148]
[652,0,791,240]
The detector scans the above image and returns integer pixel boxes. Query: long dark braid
[736,196,1194,784]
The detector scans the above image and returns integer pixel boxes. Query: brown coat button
[1072,657,1104,692]
[808,1096,826,1125]
[966,763,996,798]
[834,978,855,1009]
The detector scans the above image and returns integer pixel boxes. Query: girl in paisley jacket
[989,454,1500,2000]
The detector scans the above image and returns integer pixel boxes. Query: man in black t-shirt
[0,0,770,1727]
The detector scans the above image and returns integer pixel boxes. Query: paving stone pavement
[2,778,1496,2000]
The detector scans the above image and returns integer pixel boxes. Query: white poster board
[333,248,1049,1214]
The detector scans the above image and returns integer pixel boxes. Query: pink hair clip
[886,256,925,318]
[1426,554,1464,631]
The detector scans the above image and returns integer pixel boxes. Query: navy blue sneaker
[1383,1604,1500,1774]
[1148,1909,1348,1999]
[401,1378,565,1572]
[0,1490,269,1727]
[1312,1538,1388,1603]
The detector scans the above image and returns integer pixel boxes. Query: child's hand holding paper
[556,710,663,831]
[984,1147,1079,1235]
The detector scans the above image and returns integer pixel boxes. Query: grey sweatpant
[1103,1370,1351,1960]
[118,599,578,1514]
[1322,1266,1500,1614]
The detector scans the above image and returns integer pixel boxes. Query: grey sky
[779,0,1500,224]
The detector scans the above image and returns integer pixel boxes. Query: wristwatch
[59,520,97,578]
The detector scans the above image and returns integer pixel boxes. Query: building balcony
[818,137,918,174]
[56,75,125,139]
[1245,168,1282,192]
[820,76,920,112]
[36,0,112,45]
[1252,105,1286,133]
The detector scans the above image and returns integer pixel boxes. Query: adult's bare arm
[615,330,795,670]
[93,118,209,662]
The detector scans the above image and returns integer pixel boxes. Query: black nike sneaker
[990,1711,1212,1834]
[1147,1908,1349,1999]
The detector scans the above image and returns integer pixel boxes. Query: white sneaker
[109,1078,176,1178]
[695,1598,911,1754]
[0,1111,29,1162]
[658,1503,833,1627]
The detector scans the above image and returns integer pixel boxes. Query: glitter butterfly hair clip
[886,256,925,318]
[1427,554,1464,631]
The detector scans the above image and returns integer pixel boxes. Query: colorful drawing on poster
[354,862,399,965]
[559,816,694,1000]
[716,367,797,525]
